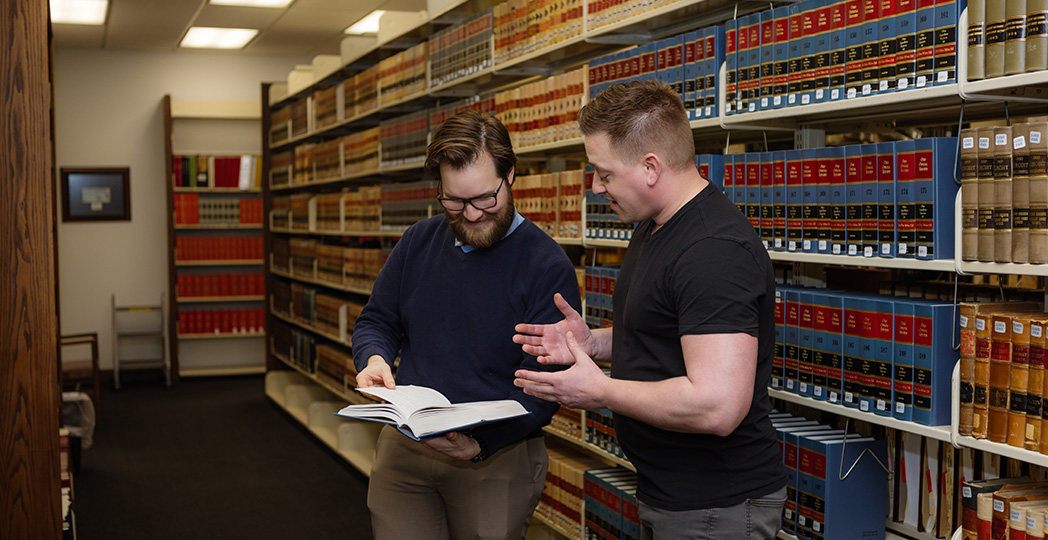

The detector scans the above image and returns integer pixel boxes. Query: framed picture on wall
[60,167,131,222]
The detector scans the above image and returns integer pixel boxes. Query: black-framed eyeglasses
[436,179,505,212]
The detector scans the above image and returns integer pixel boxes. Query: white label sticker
[962,136,975,149]
[1014,135,1027,150]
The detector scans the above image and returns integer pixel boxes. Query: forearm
[588,327,614,363]
[602,375,750,436]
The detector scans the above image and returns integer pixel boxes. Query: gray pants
[367,426,548,540]
[639,486,787,540]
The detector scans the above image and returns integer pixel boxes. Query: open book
[334,385,530,440]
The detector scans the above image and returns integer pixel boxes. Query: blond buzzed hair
[578,80,696,172]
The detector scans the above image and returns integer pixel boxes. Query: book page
[358,385,452,417]
[405,400,529,439]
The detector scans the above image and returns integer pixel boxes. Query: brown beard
[445,189,515,249]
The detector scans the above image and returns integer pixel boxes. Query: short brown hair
[425,109,516,180]
[578,80,695,171]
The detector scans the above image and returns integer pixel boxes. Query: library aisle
[72,375,373,540]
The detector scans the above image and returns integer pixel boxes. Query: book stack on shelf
[492,0,584,65]
[584,468,639,540]
[495,66,587,149]
[176,272,264,298]
[959,123,1048,265]
[177,308,265,336]
[315,344,357,396]
[343,126,381,176]
[270,320,317,374]
[175,236,262,262]
[379,109,429,168]
[379,180,439,232]
[172,154,261,189]
[967,0,1048,81]
[312,84,339,131]
[429,9,494,89]
[536,445,608,539]
[514,169,585,238]
[583,266,618,329]
[377,42,428,104]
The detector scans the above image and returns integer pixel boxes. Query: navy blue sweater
[351,214,582,455]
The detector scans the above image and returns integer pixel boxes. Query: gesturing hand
[513,331,608,411]
[513,293,594,366]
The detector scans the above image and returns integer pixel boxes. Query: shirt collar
[455,211,525,253]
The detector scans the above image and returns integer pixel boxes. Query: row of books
[176,308,265,336]
[588,26,724,121]
[377,42,429,105]
[176,272,264,298]
[308,187,383,233]
[535,445,614,539]
[429,9,493,88]
[315,344,357,397]
[378,109,428,169]
[774,415,888,540]
[270,320,316,374]
[774,286,958,427]
[585,189,637,242]
[171,154,260,189]
[494,66,588,149]
[515,169,585,238]
[271,237,386,293]
[583,266,619,329]
[960,476,1048,540]
[726,0,961,116]
[957,301,1048,454]
[173,194,263,226]
[584,467,639,540]
[959,123,1048,265]
[493,0,584,65]
[271,279,364,344]
[967,0,1048,81]
[174,236,263,262]
[707,137,959,260]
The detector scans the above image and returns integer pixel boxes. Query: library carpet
[72,374,373,540]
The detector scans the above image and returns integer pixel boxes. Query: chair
[60,332,101,427]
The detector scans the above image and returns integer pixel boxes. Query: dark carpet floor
[71,374,374,540]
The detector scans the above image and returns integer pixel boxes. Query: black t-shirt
[611,182,787,511]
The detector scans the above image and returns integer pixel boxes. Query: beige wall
[53,48,309,370]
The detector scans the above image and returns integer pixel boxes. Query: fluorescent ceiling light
[344,10,385,35]
[180,27,259,49]
[209,0,294,7]
[50,0,108,25]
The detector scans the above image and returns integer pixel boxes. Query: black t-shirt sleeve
[671,237,764,338]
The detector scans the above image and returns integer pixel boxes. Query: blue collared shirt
[455,210,525,253]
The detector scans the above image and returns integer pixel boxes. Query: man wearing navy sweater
[351,110,582,540]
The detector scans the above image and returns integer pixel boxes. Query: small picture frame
[60,167,131,222]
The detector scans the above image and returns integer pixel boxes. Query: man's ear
[642,154,661,186]
[506,166,515,187]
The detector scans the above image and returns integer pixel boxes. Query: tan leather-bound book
[985,0,1008,77]
[1004,0,1028,75]
[996,126,1016,263]
[1008,314,1034,447]
[1027,317,1048,451]
[969,0,988,80]
[962,128,980,261]
[960,302,979,436]
[976,308,997,438]
[1029,122,1048,263]
[1015,124,1034,263]
[1028,0,1048,72]
[990,313,1016,443]
[994,488,1048,539]
[979,127,998,262]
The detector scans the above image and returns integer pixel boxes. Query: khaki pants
[368,425,548,540]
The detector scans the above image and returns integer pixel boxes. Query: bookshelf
[257,0,1048,539]
[163,95,267,382]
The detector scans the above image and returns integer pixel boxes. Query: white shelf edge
[767,251,956,272]
[768,389,953,443]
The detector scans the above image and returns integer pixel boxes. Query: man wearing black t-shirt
[513,80,787,540]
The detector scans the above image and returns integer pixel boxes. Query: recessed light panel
[209,0,294,7]
[51,0,108,25]
[344,10,385,35]
[180,27,259,49]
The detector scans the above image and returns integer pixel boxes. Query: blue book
[812,0,833,103]
[815,147,832,253]
[788,2,805,106]
[861,143,879,257]
[725,18,738,115]
[736,16,752,113]
[823,293,845,404]
[860,0,881,97]
[760,10,777,110]
[802,149,818,252]
[774,288,786,390]
[894,139,918,257]
[698,154,725,191]
[828,146,848,254]
[786,149,805,251]
[870,298,895,416]
[911,301,957,426]
[877,0,898,93]
[841,294,864,408]
[914,137,959,259]
[584,265,600,327]
[782,427,842,536]
[705,25,726,118]
[828,0,848,101]
[773,150,788,250]
[795,431,866,539]
[811,292,830,401]
[723,153,736,201]
[798,290,816,398]
[892,299,915,421]
[914,0,936,88]
[618,479,640,540]
[854,296,878,412]
[798,0,817,106]
[656,37,673,88]
[760,151,775,248]
[844,0,864,98]
[747,153,763,238]
[773,6,792,108]
[845,144,864,255]
[895,0,918,91]
[933,0,960,85]
[876,141,898,257]
[785,288,801,393]
[747,13,763,112]
[735,154,748,217]
[803,436,888,540]
[684,30,700,119]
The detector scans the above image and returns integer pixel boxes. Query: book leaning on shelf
[334,385,529,440]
